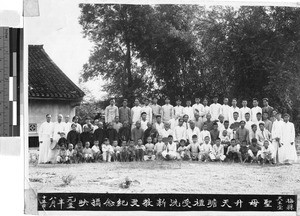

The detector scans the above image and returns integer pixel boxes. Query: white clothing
[154,122,165,136]
[251,106,262,122]
[210,103,222,121]
[161,104,173,122]
[38,121,54,163]
[92,145,100,153]
[105,105,119,123]
[186,127,201,143]
[131,106,142,125]
[173,125,187,142]
[183,106,194,121]
[230,106,241,122]
[192,103,204,117]
[141,105,153,123]
[63,122,72,135]
[173,105,184,119]
[221,104,231,121]
[161,128,174,138]
[199,130,211,144]
[278,121,297,163]
[240,107,251,121]
[245,120,254,132]
[140,120,149,131]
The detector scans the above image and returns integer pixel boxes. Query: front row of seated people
[56,133,275,165]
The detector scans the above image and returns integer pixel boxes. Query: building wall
[28,99,76,138]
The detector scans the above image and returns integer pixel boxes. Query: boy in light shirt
[248,138,262,163]
[202,98,210,122]
[144,137,156,161]
[199,136,212,162]
[154,135,166,160]
[210,96,222,121]
[141,98,153,123]
[187,134,201,161]
[150,97,161,124]
[83,142,93,162]
[260,140,274,165]
[244,113,253,132]
[226,139,241,163]
[199,123,211,144]
[102,138,114,162]
[161,97,173,123]
[161,135,177,160]
[177,139,190,160]
[183,99,194,121]
[136,138,146,161]
[57,144,68,164]
[173,98,184,121]
[251,98,262,122]
[192,97,204,118]
[112,140,121,162]
[210,138,226,162]
[66,143,75,164]
[221,97,231,121]
[92,140,102,162]
[240,99,251,121]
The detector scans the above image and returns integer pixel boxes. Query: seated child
[260,140,274,165]
[102,138,114,162]
[210,138,226,162]
[135,139,146,161]
[144,137,155,161]
[66,143,75,163]
[220,130,231,153]
[187,135,200,161]
[248,138,262,163]
[112,140,121,162]
[83,142,93,162]
[92,140,102,162]
[239,140,250,163]
[226,139,241,162]
[57,132,68,148]
[127,140,136,162]
[152,137,158,145]
[57,144,67,164]
[177,139,190,160]
[154,135,166,160]
[74,141,84,163]
[120,140,128,162]
[199,136,212,162]
[161,135,178,160]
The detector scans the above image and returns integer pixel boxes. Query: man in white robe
[131,99,142,129]
[278,114,298,164]
[49,114,66,163]
[161,97,173,123]
[105,99,119,123]
[271,113,284,163]
[209,96,222,121]
[38,114,54,164]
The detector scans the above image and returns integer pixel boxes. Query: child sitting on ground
[210,138,226,162]
[260,140,274,165]
[239,140,250,163]
[66,143,75,163]
[120,140,128,162]
[135,139,145,161]
[187,135,200,161]
[177,139,190,160]
[220,130,231,153]
[127,140,136,162]
[57,144,67,164]
[92,140,102,162]
[144,137,155,161]
[83,142,93,162]
[161,135,177,161]
[102,138,114,162]
[74,141,84,163]
[248,138,262,164]
[112,140,121,162]
[154,135,166,160]
[226,139,241,163]
[199,136,212,162]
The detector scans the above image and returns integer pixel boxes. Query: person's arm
[149,107,153,124]
[38,123,43,143]
[115,106,119,118]
[291,123,295,144]
[130,108,134,124]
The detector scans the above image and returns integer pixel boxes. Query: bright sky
[24,0,107,100]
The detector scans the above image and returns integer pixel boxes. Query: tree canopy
[78,5,300,118]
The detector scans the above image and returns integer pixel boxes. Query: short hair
[245,112,250,115]
[252,98,258,101]
[256,112,262,115]
[283,113,290,118]
[168,135,173,138]
[251,124,257,128]
[262,98,268,102]
[180,139,186,143]
[192,134,198,138]
[213,122,218,126]
[104,138,109,142]
[213,95,218,98]
[156,115,161,118]
[224,120,229,124]
[123,99,128,102]
[141,112,147,116]
[263,112,269,116]
[240,120,246,124]
[242,99,247,102]
[231,138,236,142]
[46,114,51,117]
[233,111,239,115]
[216,137,221,141]
[232,98,237,101]
[251,138,257,143]
[165,97,170,100]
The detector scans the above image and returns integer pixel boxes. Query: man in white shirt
[202,98,210,122]
[186,121,201,144]
[173,98,184,120]
[50,114,66,163]
[271,113,283,163]
[105,99,119,123]
[278,114,297,164]
[154,115,164,136]
[230,98,240,122]
[192,97,204,119]
[240,99,251,121]
[255,112,264,129]
[131,99,142,129]
[161,97,173,123]
[38,114,54,164]
[217,114,225,132]
[199,123,211,144]
[140,112,149,131]
[257,122,271,147]
[63,115,72,135]
[220,97,231,121]
[244,113,253,132]
[141,98,152,123]
[173,118,187,143]
[251,98,262,122]
[209,96,222,121]
[183,99,194,121]
[150,97,161,124]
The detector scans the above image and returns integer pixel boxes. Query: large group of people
[37,96,298,165]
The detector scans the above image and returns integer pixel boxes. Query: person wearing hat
[257,122,271,148]
[150,97,161,124]
[209,96,222,121]
[278,113,298,164]
[119,99,131,125]
[161,97,174,123]
[235,120,250,144]
[251,98,262,122]
[105,99,119,124]
[38,114,54,164]
[262,98,274,119]
[141,98,153,123]
[50,114,67,163]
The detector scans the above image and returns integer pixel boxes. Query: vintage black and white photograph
[25,0,300,214]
